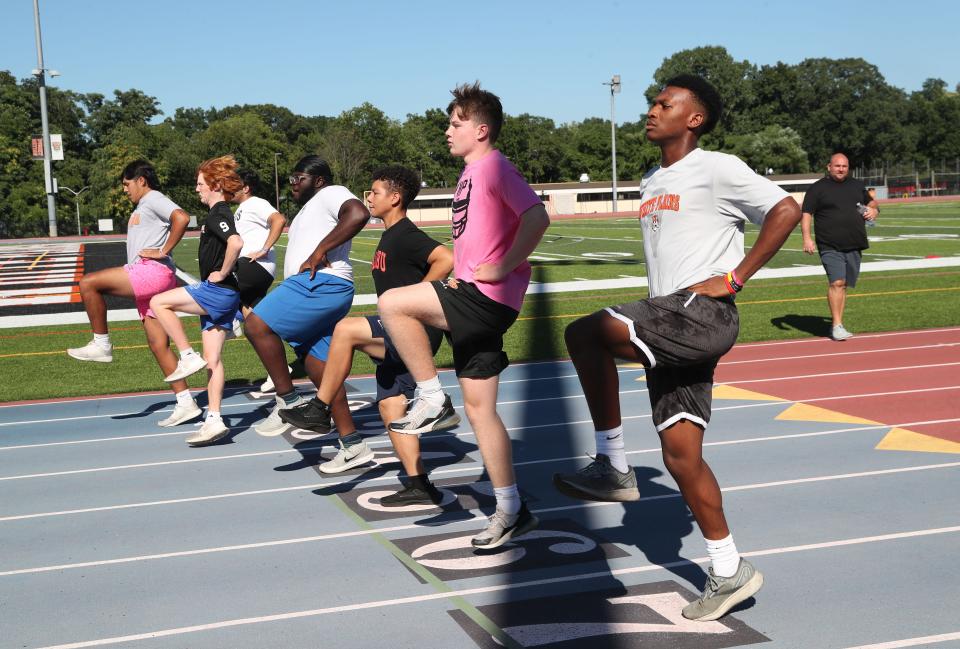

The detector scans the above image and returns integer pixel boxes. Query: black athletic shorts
[605,290,739,431]
[235,257,274,309]
[432,279,519,378]
[366,315,443,402]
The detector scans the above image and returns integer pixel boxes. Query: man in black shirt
[280,167,455,504]
[801,153,879,340]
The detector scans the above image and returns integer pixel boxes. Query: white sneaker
[164,354,208,382]
[224,318,243,340]
[67,341,112,363]
[158,401,202,427]
[259,366,293,394]
[319,439,375,474]
[186,418,230,447]
[255,394,304,436]
[831,324,853,341]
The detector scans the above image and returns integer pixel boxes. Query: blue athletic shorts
[253,271,354,361]
[185,281,241,332]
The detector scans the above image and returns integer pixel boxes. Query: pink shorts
[124,259,177,320]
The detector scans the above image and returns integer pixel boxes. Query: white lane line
[844,632,960,649]
[33,524,960,649]
[5,460,959,578]
[3,417,957,524]
[720,342,959,366]
[726,327,960,349]
[717,361,960,386]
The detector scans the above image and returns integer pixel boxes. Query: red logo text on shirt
[372,250,387,272]
[638,194,680,219]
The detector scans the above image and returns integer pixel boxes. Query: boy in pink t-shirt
[379,82,550,549]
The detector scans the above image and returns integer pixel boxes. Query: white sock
[175,389,193,406]
[705,534,740,578]
[493,484,521,516]
[180,347,198,359]
[206,411,221,421]
[595,426,628,473]
[416,376,444,407]
[93,333,111,349]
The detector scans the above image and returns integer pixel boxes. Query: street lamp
[60,185,89,235]
[602,74,621,213]
[33,0,58,236]
[273,152,282,211]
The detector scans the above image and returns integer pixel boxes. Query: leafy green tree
[907,79,960,163]
[726,125,809,174]
[82,89,162,147]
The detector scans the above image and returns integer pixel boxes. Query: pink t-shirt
[451,150,541,311]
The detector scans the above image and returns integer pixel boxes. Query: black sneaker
[278,398,332,433]
[380,483,444,507]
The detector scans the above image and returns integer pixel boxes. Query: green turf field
[1,201,957,402]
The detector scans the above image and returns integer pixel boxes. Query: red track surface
[716,327,960,443]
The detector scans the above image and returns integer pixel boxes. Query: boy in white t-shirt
[242,156,370,437]
[554,75,801,621]
[232,169,286,319]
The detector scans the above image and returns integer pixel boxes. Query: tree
[726,125,808,174]
[82,89,162,147]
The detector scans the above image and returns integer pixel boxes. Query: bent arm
[299,199,371,277]
[162,209,190,255]
[473,203,550,282]
[423,244,454,282]
[735,196,802,282]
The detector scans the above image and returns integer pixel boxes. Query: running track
[0,328,958,648]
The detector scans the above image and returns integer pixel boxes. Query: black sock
[340,430,362,447]
[408,474,432,491]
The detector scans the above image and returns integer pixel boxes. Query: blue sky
[2,0,958,125]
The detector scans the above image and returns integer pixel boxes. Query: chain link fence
[856,159,960,198]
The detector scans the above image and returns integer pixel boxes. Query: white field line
[719,342,959,366]
[2,416,957,522]
[4,256,958,328]
[4,460,959,578]
[723,326,960,349]
[32,524,960,649]
[715,361,960,386]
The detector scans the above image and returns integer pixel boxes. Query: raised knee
[565,316,596,353]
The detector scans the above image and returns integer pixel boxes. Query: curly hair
[372,166,421,210]
[447,82,504,144]
[663,74,723,135]
[197,155,243,200]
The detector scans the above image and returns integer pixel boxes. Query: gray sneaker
[471,502,539,549]
[255,394,303,437]
[388,393,461,436]
[553,454,639,502]
[831,324,853,341]
[186,418,230,447]
[682,558,764,621]
[319,439,375,474]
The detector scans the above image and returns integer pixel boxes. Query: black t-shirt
[801,176,872,252]
[198,201,240,290]
[371,218,444,296]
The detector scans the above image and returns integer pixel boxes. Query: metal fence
[856,159,960,198]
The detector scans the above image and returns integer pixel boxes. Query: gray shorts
[606,290,739,431]
[819,249,862,287]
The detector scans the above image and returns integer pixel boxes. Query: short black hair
[237,168,260,192]
[372,166,421,209]
[293,155,334,184]
[663,74,723,135]
[447,82,504,144]
[121,159,160,189]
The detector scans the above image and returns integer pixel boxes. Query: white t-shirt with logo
[638,148,789,298]
[284,185,359,282]
[234,196,279,277]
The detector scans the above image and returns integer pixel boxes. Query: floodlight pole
[273,152,282,211]
[60,185,89,235]
[33,0,57,236]
[603,75,621,213]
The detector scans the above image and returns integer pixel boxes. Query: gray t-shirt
[126,190,182,268]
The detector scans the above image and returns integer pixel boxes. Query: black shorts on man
[605,290,739,431]
[235,257,274,308]
[432,279,519,378]
[366,315,443,402]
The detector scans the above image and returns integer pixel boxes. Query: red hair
[198,155,243,200]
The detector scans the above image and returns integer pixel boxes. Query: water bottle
[857,202,875,228]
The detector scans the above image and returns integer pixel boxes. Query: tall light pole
[603,74,621,213]
[273,152,282,211]
[60,185,89,235]
[33,0,58,236]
